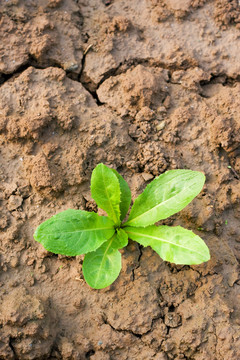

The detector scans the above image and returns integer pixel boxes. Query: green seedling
[34,164,210,289]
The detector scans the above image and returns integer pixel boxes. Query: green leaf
[125,225,210,265]
[124,170,205,227]
[115,228,128,249]
[83,232,124,289]
[110,169,131,221]
[34,209,115,256]
[91,163,121,225]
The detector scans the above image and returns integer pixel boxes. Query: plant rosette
[34,164,210,289]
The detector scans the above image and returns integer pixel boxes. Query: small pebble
[8,195,23,211]
[141,172,154,181]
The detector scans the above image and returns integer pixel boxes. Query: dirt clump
[0,0,84,74]
[214,0,240,28]
[0,287,56,360]
[97,65,169,117]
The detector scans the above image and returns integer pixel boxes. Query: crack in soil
[102,301,164,340]
[132,243,143,281]
[82,56,240,95]
[80,56,198,94]
[0,54,65,85]
[9,337,18,360]
[0,55,103,107]
[200,73,240,88]
[79,49,104,105]
[85,349,96,358]
[0,62,30,86]
[2,55,240,112]
[102,315,142,338]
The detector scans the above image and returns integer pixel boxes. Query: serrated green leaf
[83,233,123,289]
[34,209,115,256]
[110,169,131,221]
[124,170,205,227]
[125,225,210,265]
[91,163,121,225]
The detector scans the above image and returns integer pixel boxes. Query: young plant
[34,164,210,289]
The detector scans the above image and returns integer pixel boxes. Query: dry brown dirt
[0,1,240,359]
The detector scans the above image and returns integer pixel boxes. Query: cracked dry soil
[0,1,240,359]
